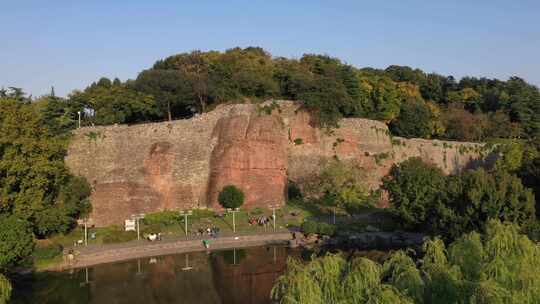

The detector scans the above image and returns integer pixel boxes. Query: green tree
[134,70,194,121]
[218,185,245,209]
[71,77,159,125]
[382,157,450,232]
[273,220,540,304]
[0,215,34,270]
[383,157,536,239]
[0,98,91,236]
[454,168,536,236]
[390,100,434,138]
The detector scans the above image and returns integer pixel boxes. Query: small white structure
[125,219,136,231]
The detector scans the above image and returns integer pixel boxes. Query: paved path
[54,231,292,271]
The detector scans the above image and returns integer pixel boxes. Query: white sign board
[125,219,136,231]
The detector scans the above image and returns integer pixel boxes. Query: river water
[11,246,301,304]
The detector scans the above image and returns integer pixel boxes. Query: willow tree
[0,274,11,304]
[271,254,413,304]
[272,220,540,304]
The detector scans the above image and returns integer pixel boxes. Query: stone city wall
[66,101,494,226]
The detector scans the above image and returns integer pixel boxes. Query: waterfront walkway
[54,231,293,270]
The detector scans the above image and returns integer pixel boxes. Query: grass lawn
[32,201,398,270]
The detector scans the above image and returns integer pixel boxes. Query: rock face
[66,101,495,226]
[208,113,287,210]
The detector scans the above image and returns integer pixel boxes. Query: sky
[1,0,539,97]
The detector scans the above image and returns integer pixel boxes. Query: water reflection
[11,246,296,304]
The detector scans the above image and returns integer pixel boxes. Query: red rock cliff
[65,101,494,226]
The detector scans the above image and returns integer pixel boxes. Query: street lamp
[131,213,145,241]
[179,210,193,237]
[268,204,280,232]
[83,218,88,246]
[226,208,240,233]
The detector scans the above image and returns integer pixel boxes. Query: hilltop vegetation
[39,47,540,142]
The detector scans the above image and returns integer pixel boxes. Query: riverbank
[43,231,293,271]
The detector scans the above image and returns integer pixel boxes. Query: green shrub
[102,230,136,244]
[33,244,63,261]
[143,210,182,226]
[317,223,336,236]
[141,224,162,235]
[249,208,264,216]
[287,182,303,200]
[301,221,319,235]
[301,221,336,236]
[294,138,303,145]
[218,185,245,209]
[191,209,215,220]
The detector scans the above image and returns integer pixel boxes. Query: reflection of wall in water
[18,247,296,304]
[210,246,291,304]
[88,253,221,304]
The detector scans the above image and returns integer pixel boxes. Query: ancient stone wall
[66,101,494,226]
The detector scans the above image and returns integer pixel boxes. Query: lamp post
[84,218,88,246]
[268,204,280,232]
[226,208,240,233]
[179,210,193,237]
[131,214,145,241]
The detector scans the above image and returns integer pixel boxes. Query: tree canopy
[0,97,91,237]
[0,215,34,271]
[383,157,536,240]
[218,185,245,209]
[272,220,540,304]
[37,47,539,141]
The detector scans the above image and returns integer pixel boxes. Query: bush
[141,224,162,235]
[191,209,215,220]
[33,243,63,261]
[287,182,303,200]
[218,185,245,209]
[301,221,319,235]
[102,230,136,244]
[301,221,336,236]
[317,223,336,236]
[143,210,182,226]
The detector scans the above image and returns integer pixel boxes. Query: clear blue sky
[1,0,539,97]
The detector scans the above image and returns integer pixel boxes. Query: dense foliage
[52,47,539,141]
[301,159,375,213]
[301,220,336,236]
[143,210,183,226]
[383,157,536,239]
[218,185,245,209]
[0,96,91,237]
[272,220,540,304]
[0,215,34,270]
[0,273,10,304]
